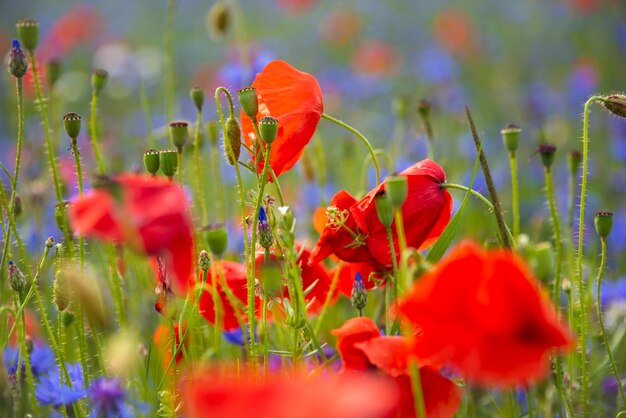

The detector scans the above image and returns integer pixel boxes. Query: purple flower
[3,340,56,378]
[35,362,86,408]
[88,377,133,418]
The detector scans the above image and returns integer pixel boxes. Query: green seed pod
[16,19,39,52]
[237,87,259,120]
[143,149,160,175]
[207,120,219,147]
[54,266,71,312]
[190,86,205,112]
[63,112,82,141]
[599,94,626,119]
[159,150,178,179]
[224,117,242,165]
[8,39,28,78]
[538,144,556,171]
[198,250,211,272]
[501,123,521,154]
[594,211,613,239]
[374,191,394,229]
[205,225,228,257]
[169,121,189,151]
[47,60,61,88]
[385,176,408,209]
[91,69,108,94]
[258,116,279,145]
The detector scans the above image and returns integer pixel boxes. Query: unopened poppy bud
[45,236,55,249]
[416,99,430,119]
[538,144,556,171]
[63,112,81,142]
[143,149,160,175]
[16,19,39,52]
[599,95,626,119]
[351,273,367,313]
[224,116,241,165]
[13,195,22,218]
[91,69,108,94]
[53,266,71,312]
[562,278,572,294]
[594,211,613,239]
[385,176,408,209]
[190,86,205,112]
[207,121,219,146]
[205,224,228,257]
[47,60,61,88]
[8,261,27,293]
[237,87,258,120]
[567,150,581,176]
[374,191,394,229]
[8,39,28,78]
[258,116,279,145]
[258,207,273,250]
[159,150,178,179]
[198,250,211,272]
[207,0,231,39]
[501,123,521,154]
[530,242,553,282]
[169,121,189,151]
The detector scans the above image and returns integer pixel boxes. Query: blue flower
[3,340,56,378]
[88,377,133,418]
[35,363,86,408]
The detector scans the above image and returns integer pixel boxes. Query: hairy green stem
[14,293,39,418]
[544,168,562,306]
[194,111,208,225]
[71,143,85,271]
[89,90,105,173]
[509,152,519,242]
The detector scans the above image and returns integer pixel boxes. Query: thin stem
[322,113,381,186]
[71,143,85,271]
[177,150,183,186]
[194,111,208,225]
[385,226,398,335]
[394,210,408,292]
[545,169,563,307]
[596,237,626,407]
[164,0,177,121]
[360,149,394,192]
[409,359,427,418]
[89,90,105,173]
[269,169,285,206]
[14,293,39,418]
[509,152,519,242]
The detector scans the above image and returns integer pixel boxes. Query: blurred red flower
[183,367,399,418]
[333,317,462,418]
[240,60,323,177]
[351,39,401,77]
[311,159,452,270]
[433,8,477,55]
[276,0,318,15]
[333,261,380,297]
[398,241,574,387]
[69,174,194,294]
[153,322,186,370]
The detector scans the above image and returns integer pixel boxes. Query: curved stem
[194,111,208,225]
[89,90,105,173]
[409,359,427,418]
[509,152,519,242]
[322,113,381,186]
[596,238,626,407]
[360,149,394,192]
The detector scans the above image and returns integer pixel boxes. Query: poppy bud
[224,117,241,165]
[159,150,178,179]
[143,149,160,175]
[47,60,61,88]
[501,123,521,154]
[63,112,81,142]
[258,116,279,145]
[45,236,55,249]
[562,278,572,295]
[237,87,258,120]
[54,266,71,312]
[205,225,228,257]
[567,150,581,176]
[13,195,22,218]
[190,86,205,112]
[207,0,231,39]
[351,272,367,313]
[8,39,28,78]
[16,19,39,52]
[198,250,211,272]
[258,207,273,250]
[538,144,556,171]
[91,69,108,94]
[374,191,394,229]
[8,261,27,293]
[416,99,430,119]
[385,176,408,209]
[598,95,626,119]
[169,121,189,152]
[207,121,219,147]
[594,211,613,239]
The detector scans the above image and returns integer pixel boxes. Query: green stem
[139,77,156,148]
[89,90,105,173]
[164,0,177,121]
[177,150,183,186]
[269,169,285,206]
[194,111,208,225]
[596,237,626,407]
[71,143,85,270]
[322,113,381,186]
[385,226,398,335]
[14,293,39,418]
[394,209,408,291]
[360,149,394,192]
[409,359,427,418]
[509,152,519,242]
[526,388,535,418]
[545,169,562,307]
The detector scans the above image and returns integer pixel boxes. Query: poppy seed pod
[207,121,219,147]
[385,176,408,209]
[53,265,71,312]
[567,150,581,176]
[190,86,205,112]
[238,87,259,120]
[47,60,61,88]
[599,95,626,119]
[8,39,28,78]
[91,69,108,94]
[538,144,556,171]
[143,149,160,175]
[594,211,613,239]
[374,191,394,230]
[258,116,279,145]
[63,112,81,142]
[501,123,521,154]
[159,150,178,179]
[224,116,241,165]
[16,19,39,52]
[169,121,189,151]
[205,225,228,257]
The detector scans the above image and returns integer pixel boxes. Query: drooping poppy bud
[169,121,189,152]
[91,69,108,94]
[598,94,626,119]
[538,144,556,171]
[568,150,581,176]
[416,99,430,120]
[63,112,81,144]
[8,261,27,293]
[13,196,22,218]
[159,150,178,180]
[594,211,613,239]
[47,60,61,89]
[8,39,28,78]
[143,149,160,175]
[237,87,258,120]
[258,207,273,250]
[351,272,367,314]
[501,123,521,154]
[190,86,205,112]
[258,116,278,145]
[374,191,393,230]
[224,117,241,165]
[385,176,407,209]
[205,225,228,258]
[16,19,39,52]
[206,0,231,40]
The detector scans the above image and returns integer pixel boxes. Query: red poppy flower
[240,60,323,177]
[333,317,462,418]
[198,261,261,331]
[311,159,452,270]
[351,39,401,77]
[69,174,194,294]
[398,241,574,387]
[183,367,399,418]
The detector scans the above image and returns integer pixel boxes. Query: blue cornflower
[223,326,257,346]
[3,340,56,377]
[88,377,133,418]
[35,362,86,408]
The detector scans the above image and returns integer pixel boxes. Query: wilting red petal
[399,241,573,387]
[240,60,323,177]
[332,316,381,371]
